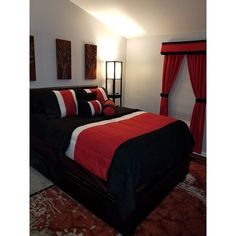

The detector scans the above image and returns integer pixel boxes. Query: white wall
[125,32,206,155]
[30,0,127,88]
[30,0,206,154]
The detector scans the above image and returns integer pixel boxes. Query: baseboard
[193,151,206,157]
[190,153,206,166]
[30,184,54,197]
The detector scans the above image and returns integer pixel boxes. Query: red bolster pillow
[102,100,117,116]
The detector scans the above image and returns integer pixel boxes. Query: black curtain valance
[161,40,206,55]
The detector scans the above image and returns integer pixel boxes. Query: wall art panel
[85,44,97,80]
[56,39,71,80]
[30,35,36,81]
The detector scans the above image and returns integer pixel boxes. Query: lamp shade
[106,61,122,79]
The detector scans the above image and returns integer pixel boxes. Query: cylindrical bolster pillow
[103,100,117,116]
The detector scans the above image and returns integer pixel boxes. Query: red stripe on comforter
[73,113,176,180]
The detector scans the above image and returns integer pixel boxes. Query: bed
[30,85,194,235]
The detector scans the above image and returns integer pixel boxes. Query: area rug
[30,161,206,236]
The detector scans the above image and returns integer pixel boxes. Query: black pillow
[75,89,97,102]
[30,92,45,113]
[41,90,61,118]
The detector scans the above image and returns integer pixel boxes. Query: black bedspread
[107,120,194,219]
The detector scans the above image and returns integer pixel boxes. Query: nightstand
[105,61,123,106]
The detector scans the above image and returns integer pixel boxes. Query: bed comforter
[30,107,194,219]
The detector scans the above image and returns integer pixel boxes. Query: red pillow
[52,89,78,117]
[102,100,117,116]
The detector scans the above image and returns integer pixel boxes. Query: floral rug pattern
[30,162,206,236]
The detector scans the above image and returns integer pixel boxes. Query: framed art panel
[56,39,71,80]
[85,44,97,80]
[30,35,36,81]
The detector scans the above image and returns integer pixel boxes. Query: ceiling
[70,0,206,38]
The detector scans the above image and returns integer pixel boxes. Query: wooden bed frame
[30,86,191,235]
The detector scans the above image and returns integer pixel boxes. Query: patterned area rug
[30,161,206,236]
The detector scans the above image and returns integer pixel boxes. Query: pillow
[83,87,108,104]
[78,99,102,117]
[42,89,78,118]
[102,100,117,117]
[30,92,45,113]
[41,90,61,118]
[75,88,97,101]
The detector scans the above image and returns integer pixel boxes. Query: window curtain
[187,54,206,153]
[159,54,184,115]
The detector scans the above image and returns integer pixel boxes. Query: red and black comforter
[31,107,194,219]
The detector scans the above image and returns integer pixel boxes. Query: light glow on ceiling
[91,10,145,38]
[70,0,145,38]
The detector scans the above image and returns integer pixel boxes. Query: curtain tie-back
[196,98,206,103]
[160,93,169,98]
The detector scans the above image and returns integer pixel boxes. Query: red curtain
[187,54,206,153]
[159,54,184,115]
